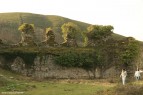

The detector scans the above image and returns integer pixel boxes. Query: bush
[54,51,96,69]
[54,52,79,67]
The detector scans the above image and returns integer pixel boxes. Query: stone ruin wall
[8,54,118,79]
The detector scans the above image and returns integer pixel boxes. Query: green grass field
[0,80,114,95]
[0,68,115,95]
[1,68,143,95]
[25,81,113,95]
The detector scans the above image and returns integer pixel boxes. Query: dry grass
[96,81,143,95]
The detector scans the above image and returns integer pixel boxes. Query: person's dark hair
[123,69,126,71]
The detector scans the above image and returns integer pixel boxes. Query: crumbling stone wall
[9,55,119,79]
[33,55,92,79]
[1,53,143,79]
[11,57,26,74]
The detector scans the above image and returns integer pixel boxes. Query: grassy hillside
[0,12,126,45]
[0,12,90,44]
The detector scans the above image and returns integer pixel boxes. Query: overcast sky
[0,0,143,41]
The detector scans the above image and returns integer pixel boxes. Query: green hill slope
[0,12,90,44]
[0,12,125,44]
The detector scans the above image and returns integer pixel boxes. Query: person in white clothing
[134,68,143,80]
[120,69,127,85]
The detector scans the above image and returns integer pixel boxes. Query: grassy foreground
[0,68,115,95]
[25,80,114,95]
[0,79,114,95]
[1,68,143,95]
